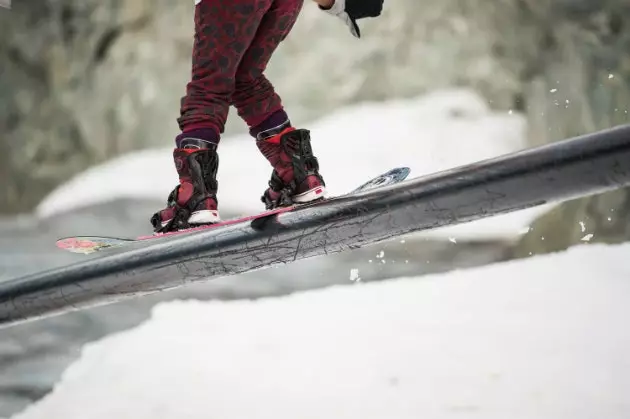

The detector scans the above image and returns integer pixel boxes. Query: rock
[1,0,522,214]
[2,0,628,250]
[0,0,195,213]
[503,0,630,255]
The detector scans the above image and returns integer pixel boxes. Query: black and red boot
[256,124,326,209]
[150,138,220,233]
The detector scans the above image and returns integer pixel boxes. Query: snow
[35,89,552,240]
[12,242,630,419]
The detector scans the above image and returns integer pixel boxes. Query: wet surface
[0,198,510,417]
[4,123,630,328]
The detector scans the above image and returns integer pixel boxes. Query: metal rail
[2,123,630,328]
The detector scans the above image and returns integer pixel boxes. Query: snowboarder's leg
[231,0,304,131]
[232,0,326,209]
[152,0,273,233]
[177,0,276,136]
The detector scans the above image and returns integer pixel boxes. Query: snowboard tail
[56,167,411,254]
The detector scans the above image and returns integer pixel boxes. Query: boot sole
[161,187,322,229]
[189,209,221,225]
[161,210,221,228]
[293,186,327,203]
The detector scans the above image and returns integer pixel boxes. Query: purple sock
[249,109,291,140]
[175,128,220,148]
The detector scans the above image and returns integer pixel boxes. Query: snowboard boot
[256,124,326,209]
[150,138,220,233]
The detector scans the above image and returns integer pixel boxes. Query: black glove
[320,0,384,38]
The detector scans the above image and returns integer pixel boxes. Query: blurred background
[1,0,630,417]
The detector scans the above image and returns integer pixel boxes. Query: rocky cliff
[495,0,630,254]
[0,0,523,214]
[0,1,195,213]
[1,0,629,250]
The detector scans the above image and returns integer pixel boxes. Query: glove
[319,0,384,38]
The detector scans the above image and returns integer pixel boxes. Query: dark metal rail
[2,123,630,328]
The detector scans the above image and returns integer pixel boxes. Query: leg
[152,0,275,232]
[177,0,274,141]
[231,0,327,209]
[231,0,304,134]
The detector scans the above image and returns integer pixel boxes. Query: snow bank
[13,242,630,419]
[36,89,550,240]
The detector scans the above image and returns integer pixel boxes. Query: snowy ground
[2,90,552,418]
[8,89,627,418]
[10,242,630,419]
[36,89,552,241]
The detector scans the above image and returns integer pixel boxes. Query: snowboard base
[56,167,410,254]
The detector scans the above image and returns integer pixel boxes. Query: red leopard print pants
[178,0,304,135]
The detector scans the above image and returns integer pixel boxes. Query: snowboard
[56,167,411,255]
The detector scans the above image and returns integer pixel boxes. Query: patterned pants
[178,0,304,135]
